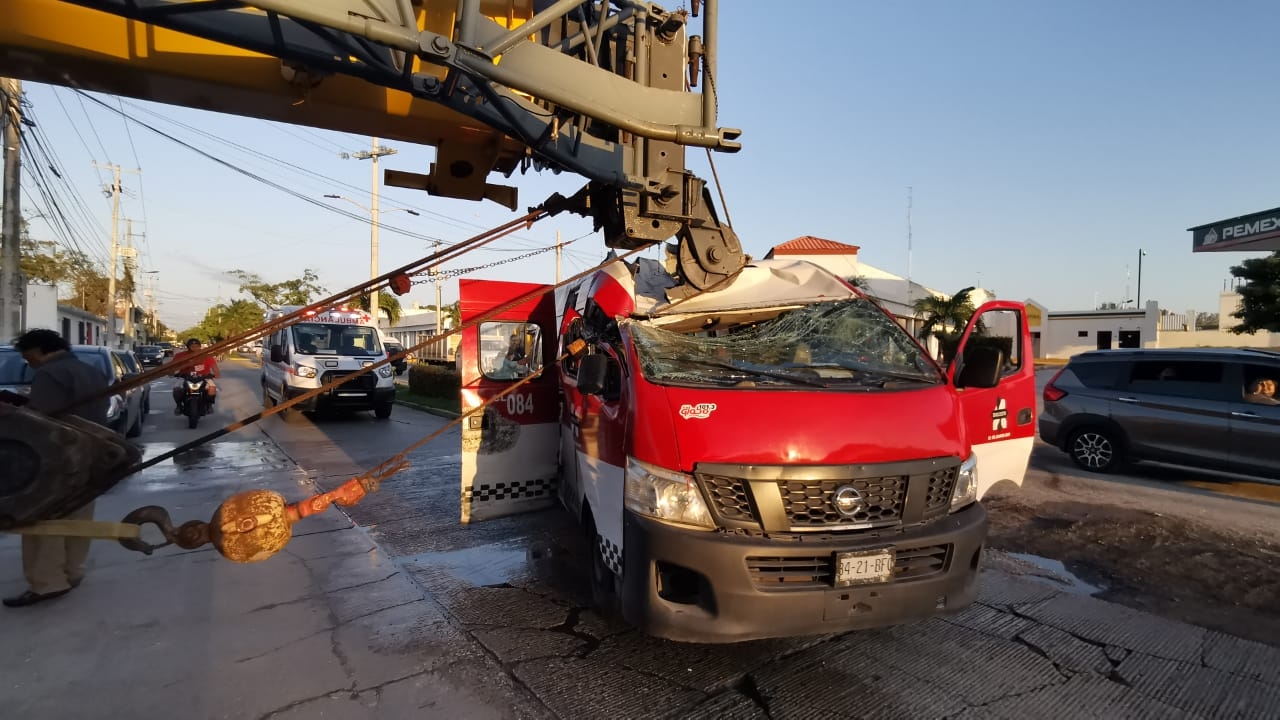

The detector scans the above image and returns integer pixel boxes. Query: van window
[291,323,382,356]
[962,308,1021,376]
[1127,360,1228,401]
[480,321,543,381]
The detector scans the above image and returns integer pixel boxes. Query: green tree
[843,275,869,290]
[231,269,326,308]
[1195,312,1220,330]
[913,286,979,363]
[1228,252,1280,334]
[358,293,403,323]
[182,299,264,343]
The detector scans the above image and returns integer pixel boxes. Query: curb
[393,397,461,420]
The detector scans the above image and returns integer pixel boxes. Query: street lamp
[322,193,418,321]
[141,270,159,342]
[1136,249,1147,308]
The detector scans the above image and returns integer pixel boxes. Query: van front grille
[746,544,952,590]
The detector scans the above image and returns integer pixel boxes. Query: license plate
[834,549,895,587]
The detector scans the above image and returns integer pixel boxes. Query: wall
[24,284,58,331]
[1158,329,1279,349]
[1035,301,1160,359]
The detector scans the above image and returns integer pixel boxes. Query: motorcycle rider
[170,337,220,414]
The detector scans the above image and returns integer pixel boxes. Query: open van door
[950,301,1037,498]
[459,279,561,523]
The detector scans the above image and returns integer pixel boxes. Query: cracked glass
[628,299,942,389]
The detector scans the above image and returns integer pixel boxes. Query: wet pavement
[248,364,1280,719]
[5,362,1278,718]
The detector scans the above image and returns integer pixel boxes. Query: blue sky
[18,1,1280,329]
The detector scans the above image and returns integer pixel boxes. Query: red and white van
[458,258,1035,643]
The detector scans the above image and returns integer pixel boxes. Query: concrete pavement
[3,362,1280,718]
[0,366,545,720]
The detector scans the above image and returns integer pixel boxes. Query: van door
[951,301,1037,498]
[459,279,561,523]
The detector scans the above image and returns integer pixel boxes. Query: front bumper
[284,384,395,412]
[621,503,987,643]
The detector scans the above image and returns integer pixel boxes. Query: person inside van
[1244,378,1279,405]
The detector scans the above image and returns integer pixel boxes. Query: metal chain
[412,234,586,284]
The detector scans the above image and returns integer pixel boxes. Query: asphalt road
[146,361,1280,719]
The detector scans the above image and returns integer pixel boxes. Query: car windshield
[629,298,942,389]
[291,323,383,356]
[138,346,160,353]
[0,352,34,385]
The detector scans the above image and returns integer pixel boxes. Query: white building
[24,284,110,346]
[382,304,457,363]
[763,236,992,341]
[1025,300,1160,359]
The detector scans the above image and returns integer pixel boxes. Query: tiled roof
[769,236,861,256]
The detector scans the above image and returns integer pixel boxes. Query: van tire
[374,403,393,420]
[1068,427,1122,473]
[583,507,621,618]
[262,383,271,409]
[278,385,298,422]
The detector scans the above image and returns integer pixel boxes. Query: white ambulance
[260,305,397,419]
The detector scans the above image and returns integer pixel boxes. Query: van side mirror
[955,346,1003,389]
[270,344,285,363]
[577,354,608,395]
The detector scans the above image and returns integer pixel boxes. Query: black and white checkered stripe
[464,477,557,503]
[597,534,623,576]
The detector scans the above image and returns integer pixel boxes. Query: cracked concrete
[11,371,1278,719]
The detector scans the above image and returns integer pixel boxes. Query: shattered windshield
[628,299,942,389]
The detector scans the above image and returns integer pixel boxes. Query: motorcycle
[179,373,213,429]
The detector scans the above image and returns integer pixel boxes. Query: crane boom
[0,0,747,291]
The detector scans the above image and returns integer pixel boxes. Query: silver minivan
[260,306,397,420]
[1039,348,1280,478]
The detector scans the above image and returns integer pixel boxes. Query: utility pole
[1,77,24,340]
[122,219,142,347]
[94,163,139,348]
[341,137,397,323]
[555,230,562,283]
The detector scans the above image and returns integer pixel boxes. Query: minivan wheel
[1068,428,1121,473]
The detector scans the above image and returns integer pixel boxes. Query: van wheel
[583,508,621,618]
[126,410,143,438]
[374,403,393,420]
[1068,427,1122,473]
[278,385,297,422]
[262,383,271,409]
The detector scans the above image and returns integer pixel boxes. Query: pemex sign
[1188,207,1280,253]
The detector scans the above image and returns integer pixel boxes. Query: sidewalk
[0,433,545,719]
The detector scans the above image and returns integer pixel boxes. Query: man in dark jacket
[4,329,110,608]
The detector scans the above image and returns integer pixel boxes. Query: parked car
[1040,348,1280,478]
[383,339,409,375]
[0,345,145,438]
[156,341,176,358]
[136,345,165,367]
[114,349,152,417]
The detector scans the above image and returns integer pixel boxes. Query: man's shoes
[3,588,71,608]
[69,578,83,589]
[174,405,182,415]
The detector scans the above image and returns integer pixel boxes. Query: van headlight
[294,364,316,379]
[377,365,394,378]
[624,457,715,529]
[951,455,978,511]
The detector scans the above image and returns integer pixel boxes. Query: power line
[117,96,151,265]
[51,87,98,163]
[73,89,111,163]
[81,92,459,246]
[116,97,572,253]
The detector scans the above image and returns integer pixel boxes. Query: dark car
[0,345,145,437]
[384,339,409,375]
[114,349,152,417]
[136,345,165,367]
[1039,348,1280,478]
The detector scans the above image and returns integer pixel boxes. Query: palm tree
[912,286,978,362]
[358,293,403,324]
